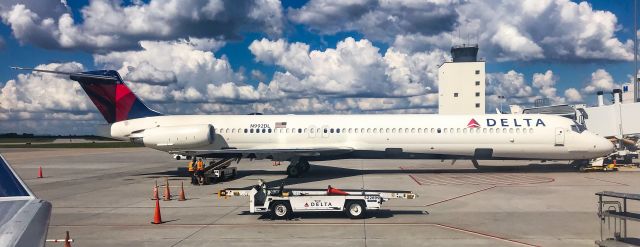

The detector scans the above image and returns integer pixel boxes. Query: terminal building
[438,44,486,114]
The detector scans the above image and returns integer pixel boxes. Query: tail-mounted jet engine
[130,124,214,150]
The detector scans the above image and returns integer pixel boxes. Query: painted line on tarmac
[433,223,539,247]
[169,205,242,247]
[583,176,629,186]
[49,222,538,246]
[407,174,423,185]
[424,186,496,207]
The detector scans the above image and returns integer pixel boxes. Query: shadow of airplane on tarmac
[136,161,577,188]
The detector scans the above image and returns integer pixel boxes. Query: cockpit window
[570,124,585,133]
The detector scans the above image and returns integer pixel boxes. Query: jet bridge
[512,90,640,166]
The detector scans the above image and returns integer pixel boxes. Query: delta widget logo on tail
[467,119,480,128]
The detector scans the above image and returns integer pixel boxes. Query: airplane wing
[0,154,52,247]
[173,147,530,161]
[175,147,354,160]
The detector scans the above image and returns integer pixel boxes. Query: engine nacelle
[132,124,214,150]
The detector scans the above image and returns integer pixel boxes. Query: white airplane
[14,68,614,177]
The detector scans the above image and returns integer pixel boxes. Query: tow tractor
[218,180,417,219]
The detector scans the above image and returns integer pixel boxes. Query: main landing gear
[286,159,310,178]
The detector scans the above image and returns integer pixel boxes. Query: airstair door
[555,128,565,146]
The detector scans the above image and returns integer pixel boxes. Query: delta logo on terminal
[467,118,546,128]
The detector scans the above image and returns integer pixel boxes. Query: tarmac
[2,147,640,247]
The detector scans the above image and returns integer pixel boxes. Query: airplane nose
[595,137,615,156]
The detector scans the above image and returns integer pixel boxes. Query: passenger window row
[216,127,535,135]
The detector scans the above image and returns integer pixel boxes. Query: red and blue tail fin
[70,70,162,123]
[11,67,162,123]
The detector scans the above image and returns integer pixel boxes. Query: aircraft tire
[286,165,301,178]
[301,161,310,172]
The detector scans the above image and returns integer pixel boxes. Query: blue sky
[0,0,638,134]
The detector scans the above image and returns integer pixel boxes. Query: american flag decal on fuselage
[275,122,287,128]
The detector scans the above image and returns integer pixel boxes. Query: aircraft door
[555,128,565,146]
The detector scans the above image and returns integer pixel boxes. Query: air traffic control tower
[438,44,486,114]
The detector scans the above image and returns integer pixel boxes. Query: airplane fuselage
[101,114,613,161]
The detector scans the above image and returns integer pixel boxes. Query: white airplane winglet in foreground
[15,68,614,176]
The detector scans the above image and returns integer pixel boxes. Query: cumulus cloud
[465,0,634,61]
[96,37,448,109]
[0,62,92,113]
[288,0,459,42]
[564,88,583,103]
[249,37,449,97]
[1,37,450,134]
[294,0,634,62]
[0,0,283,52]
[250,69,267,82]
[532,70,564,103]
[0,62,107,134]
[485,69,594,110]
[487,70,533,99]
[583,69,620,94]
[95,39,241,100]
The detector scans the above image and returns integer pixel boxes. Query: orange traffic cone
[64,231,72,247]
[163,177,171,201]
[151,199,162,224]
[178,181,186,201]
[151,181,159,200]
[38,166,43,178]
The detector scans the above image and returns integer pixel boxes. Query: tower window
[454,93,459,97]
[475,81,480,86]
[475,103,481,108]
[475,92,480,97]
[475,70,480,75]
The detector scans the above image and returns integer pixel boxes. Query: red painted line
[408,174,423,185]
[425,186,496,206]
[434,223,539,247]
[399,166,424,185]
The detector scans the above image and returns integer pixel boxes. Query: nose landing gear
[285,160,310,178]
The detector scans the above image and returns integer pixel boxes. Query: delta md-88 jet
[15,68,614,177]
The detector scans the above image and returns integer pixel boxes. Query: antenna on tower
[635,0,639,102]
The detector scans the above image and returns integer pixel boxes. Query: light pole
[498,95,505,113]
[635,0,638,101]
